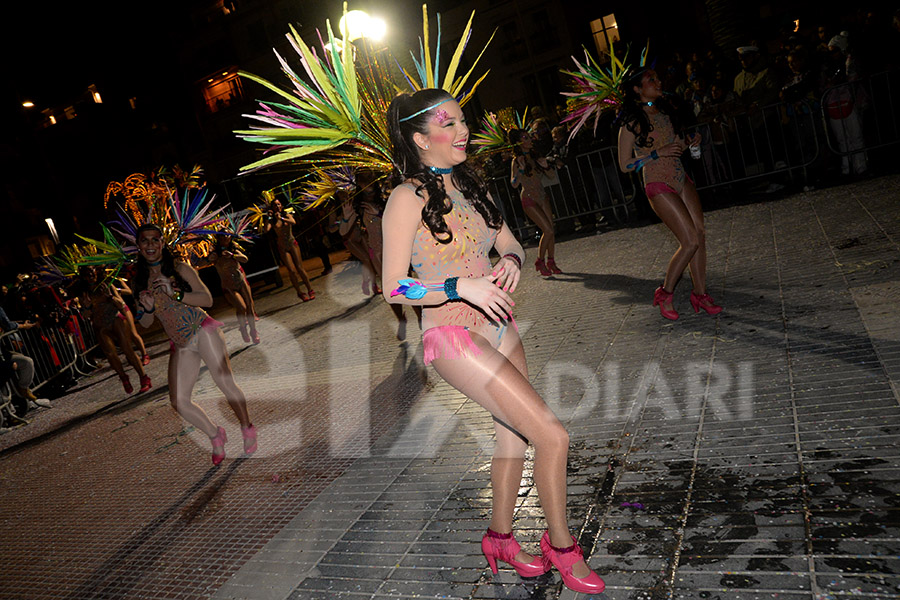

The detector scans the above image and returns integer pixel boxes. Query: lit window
[591,14,620,59]
[201,71,244,113]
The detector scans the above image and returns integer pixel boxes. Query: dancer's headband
[399,98,453,123]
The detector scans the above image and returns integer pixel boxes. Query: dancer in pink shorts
[382,88,604,595]
[616,68,723,320]
[133,224,256,465]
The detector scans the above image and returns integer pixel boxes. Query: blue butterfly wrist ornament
[391,278,460,300]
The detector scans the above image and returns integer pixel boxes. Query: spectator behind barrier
[0,304,51,409]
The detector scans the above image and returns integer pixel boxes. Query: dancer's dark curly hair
[387,89,502,244]
[614,70,682,148]
[508,129,551,178]
[133,224,191,296]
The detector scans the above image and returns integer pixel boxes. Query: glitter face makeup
[433,109,451,125]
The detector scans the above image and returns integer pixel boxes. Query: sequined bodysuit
[634,110,686,195]
[407,185,512,362]
[153,288,210,349]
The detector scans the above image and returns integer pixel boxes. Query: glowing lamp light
[339,10,369,41]
[45,218,59,244]
[22,101,35,108]
[93,91,102,104]
[339,10,386,42]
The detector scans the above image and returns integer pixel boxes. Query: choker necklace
[428,165,453,175]
[147,259,162,267]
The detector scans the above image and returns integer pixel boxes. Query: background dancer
[616,68,722,320]
[382,88,604,595]
[198,234,259,344]
[508,129,562,276]
[266,198,315,302]
[79,266,151,395]
[133,224,256,465]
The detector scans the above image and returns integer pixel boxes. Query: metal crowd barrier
[489,70,900,235]
[487,145,638,239]
[0,309,98,399]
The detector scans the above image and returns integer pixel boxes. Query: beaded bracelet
[173,290,184,302]
[444,277,460,300]
[501,253,523,270]
[650,149,659,160]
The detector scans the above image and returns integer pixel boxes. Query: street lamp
[338,10,386,43]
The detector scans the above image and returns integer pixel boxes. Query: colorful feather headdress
[397,5,495,106]
[560,41,650,140]
[235,4,494,176]
[470,107,529,154]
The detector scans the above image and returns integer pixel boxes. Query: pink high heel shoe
[653,286,679,320]
[535,258,552,276]
[139,374,152,393]
[211,426,227,466]
[482,529,548,578]
[540,531,605,594]
[546,258,563,274]
[690,291,723,315]
[241,424,258,455]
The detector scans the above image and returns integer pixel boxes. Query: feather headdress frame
[560,41,650,140]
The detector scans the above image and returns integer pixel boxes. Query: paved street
[1,176,899,600]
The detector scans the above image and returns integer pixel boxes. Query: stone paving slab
[1,177,900,599]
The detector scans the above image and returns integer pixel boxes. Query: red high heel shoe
[690,291,723,315]
[142,354,151,366]
[241,424,258,455]
[540,531,605,594]
[535,258,552,276]
[139,374,152,393]
[546,258,563,274]
[653,286,679,320]
[121,376,133,394]
[211,426,227,466]
[482,529,548,578]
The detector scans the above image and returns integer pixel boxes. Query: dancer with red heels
[384,89,604,594]
[198,234,259,344]
[508,129,563,277]
[266,198,316,302]
[78,266,151,395]
[133,224,257,465]
[616,68,722,320]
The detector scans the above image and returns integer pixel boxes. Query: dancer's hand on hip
[492,261,521,293]
[457,276,515,323]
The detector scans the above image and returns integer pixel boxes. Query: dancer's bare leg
[123,310,147,357]
[169,346,218,438]
[523,203,555,262]
[647,191,701,293]
[281,250,304,296]
[114,319,146,377]
[679,180,708,295]
[238,280,258,330]
[288,244,314,293]
[98,330,128,381]
[197,327,251,428]
[223,289,248,330]
[430,330,590,578]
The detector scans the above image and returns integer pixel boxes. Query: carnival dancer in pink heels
[508,129,562,276]
[79,266,151,395]
[133,224,257,464]
[266,198,316,302]
[383,89,604,595]
[199,234,259,344]
[616,69,722,320]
